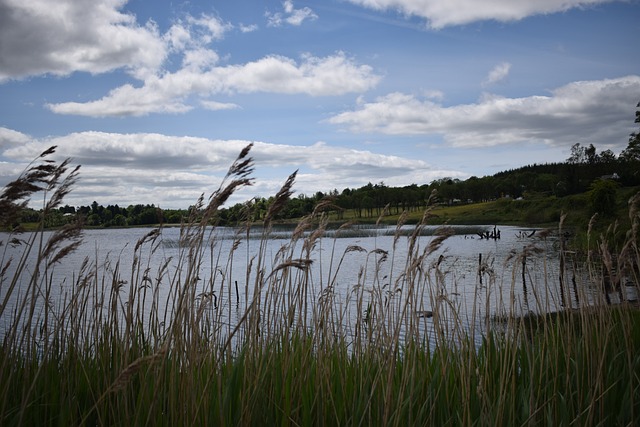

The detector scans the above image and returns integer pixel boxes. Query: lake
[1,223,634,349]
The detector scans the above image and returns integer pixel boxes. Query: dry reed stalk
[426,226,454,256]
[393,210,409,248]
[41,219,84,266]
[311,197,340,217]
[291,215,313,242]
[110,348,168,392]
[43,161,81,213]
[0,147,57,228]
[266,259,314,280]
[203,144,255,218]
[375,203,390,226]
[264,170,297,225]
[302,215,327,255]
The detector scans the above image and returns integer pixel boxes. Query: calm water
[2,224,631,347]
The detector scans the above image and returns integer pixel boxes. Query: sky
[0,0,639,209]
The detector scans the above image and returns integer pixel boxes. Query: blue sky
[1,0,639,208]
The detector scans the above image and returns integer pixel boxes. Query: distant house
[600,173,620,180]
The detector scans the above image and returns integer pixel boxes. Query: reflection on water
[1,224,636,349]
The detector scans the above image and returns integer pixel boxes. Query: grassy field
[1,147,639,425]
[339,186,640,229]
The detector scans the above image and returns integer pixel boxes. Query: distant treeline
[246,165,635,220]
[17,142,640,228]
[220,142,640,224]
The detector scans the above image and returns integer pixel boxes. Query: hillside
[13,141,640,231]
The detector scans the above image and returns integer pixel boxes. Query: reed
[0,146,638,425]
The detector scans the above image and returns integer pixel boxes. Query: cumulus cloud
[239,23,259,33]
[345,0,617,29]
[1,1,377,117]
[47,53,381,117]
[482,62,511,87]
[0,127,31,150]
[266,0,318,27]
[328,75,640,149]
[0,0,167,82]
[164,14,233,53]
[186,14,233,42]
[0,129,444,208]
[0,1,235,83]
[200,100,241,111]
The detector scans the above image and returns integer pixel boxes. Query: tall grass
[1,146,639,425]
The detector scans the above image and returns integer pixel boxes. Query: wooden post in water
[601,259,612,305]
[559,253,567,308]
[522,252,529,310]
[559,232,567,308]
[478,253,483,286]
[571,257,580,308]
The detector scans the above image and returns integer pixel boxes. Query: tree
[620,101,640,162]
[533,173,558,195]
[585,143,597,164]
[597,149,617,164]
[589,179,618,216]
[568,143,587,164]
[112,214,127,227]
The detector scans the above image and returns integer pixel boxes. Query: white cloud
[239,23,259,33]
[47,53,381,117]
[47,82,194,117]
[0,127,31,150]
[0,0,167,82]
[345,0,617,29]
[328,75,640,149]
[482,62,511,87]
[225,53,379,95]
[164,14,233,54]
[186,14,233,43]
[266,1,318,27]
[164,24,192,52]
[200,100,240,111]
[0,130,445,208]
[0,2,236,84]
[1,1,374,117]
[182,48,220,71]
[423,90,445,101]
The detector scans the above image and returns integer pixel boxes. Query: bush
[589,179,619,216]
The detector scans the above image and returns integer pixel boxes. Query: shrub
[589,178,619,216]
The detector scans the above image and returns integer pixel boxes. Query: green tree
[112,214,127,227]
[597,149,617,163]
[620,101,640,162]
[568,143,587,164]
[589,179,618,216]
[87,213,101,226]
[533,173,558,195]
[585,143,597,164]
